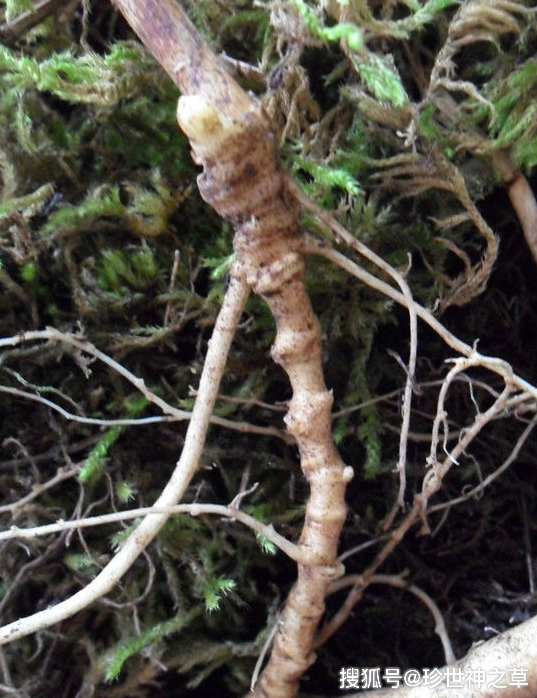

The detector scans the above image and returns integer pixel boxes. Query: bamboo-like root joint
[177,95,353,698]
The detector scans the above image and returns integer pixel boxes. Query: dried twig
[328,573,456,665]
[492,151,537,267]
[0,501,304,562]
[0,265,249,644]
[0,0,66,43]
[305,240,537,401]
[288,179,419,519]
[0,329,291,443]
[0,463,80,515]
[427,414,537,515]
[109,1,354,694]
[302,230,537,649]
[356,613,537,698]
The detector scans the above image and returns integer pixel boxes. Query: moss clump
[1,1,536,696]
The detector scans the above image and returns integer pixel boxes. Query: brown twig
[305,240,537,401]
[0,0,66,43]
[328,573,456,665]
[111,0,251,118]
[0,266,249,644]
[0,501,304,562]
[0,433,102,472]
[315,379,515,647]
[492,151,537,267]
[0,328,292,442]
[111,1,352,695]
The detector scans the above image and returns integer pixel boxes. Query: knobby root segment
[102,2,352,693]
[177,95,353,698]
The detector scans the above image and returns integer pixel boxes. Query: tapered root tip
[177,95,230,147]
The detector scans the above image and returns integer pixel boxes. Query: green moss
[351,52,408,107]
[19,261,37,282]
[1,2,536,695]
[490,59,537,154]
[291,153,362,196]
[0,42,155,106]
[4,0,32,21]
[290,0,363,51]
[79,425,124,483]
[98,243,158,293]
[104,608,201,682]
[64,553,98,572]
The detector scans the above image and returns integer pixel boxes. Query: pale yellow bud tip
[177,95,228,146]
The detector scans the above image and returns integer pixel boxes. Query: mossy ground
[1,1,536,696]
